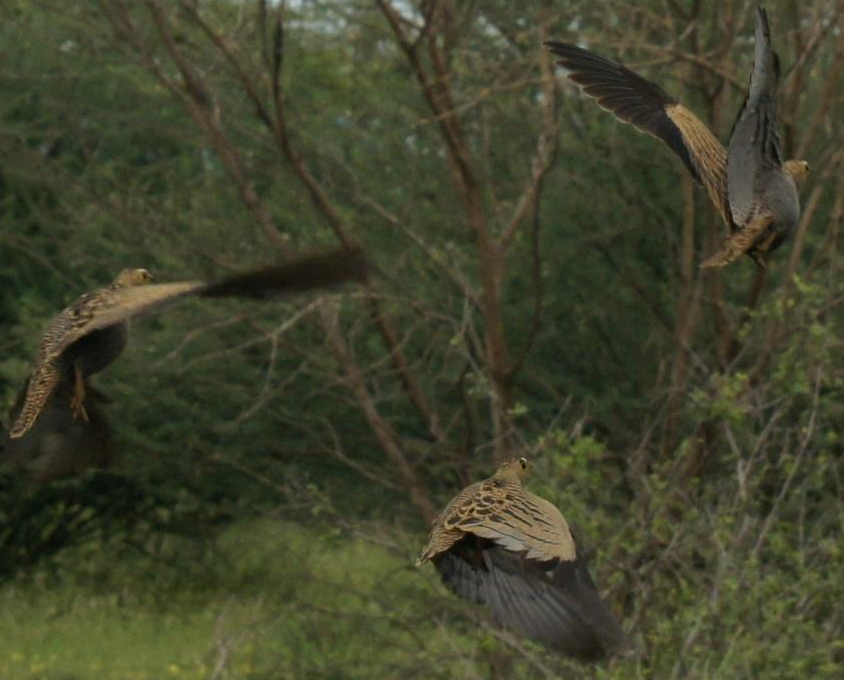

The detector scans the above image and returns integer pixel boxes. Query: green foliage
[526,421,844,678]
[0,520,583,680]
[1,0,844,677]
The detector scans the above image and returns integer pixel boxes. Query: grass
[6,491,841,680]
[0,519,440,680]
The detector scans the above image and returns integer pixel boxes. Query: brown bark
[97,0,443,521]
[376,0,514,457]
[144,1,290,254]
[661,172,700,456]
[319,304,436,522]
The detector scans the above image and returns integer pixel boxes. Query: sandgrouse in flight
[417,457,629,661]
[9,247,367,439]
[547,6,808,268]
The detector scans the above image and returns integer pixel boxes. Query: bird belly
[761,174,800,252]
[65,323,128,376]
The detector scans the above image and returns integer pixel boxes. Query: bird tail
[200,246,368,299]
[8,360,62,439]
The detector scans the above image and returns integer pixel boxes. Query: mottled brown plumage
[547,9,807,267]
[10,268,152,439]
[418,458,628,661]
[10,247,367,438]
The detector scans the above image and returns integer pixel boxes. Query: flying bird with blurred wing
[9,246,368,438]
[546,5,807,268]
[417,457,629,661]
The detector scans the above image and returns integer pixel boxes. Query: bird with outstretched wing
[546,6,807,268]
[9,246,367,439]
[417,457,630,661]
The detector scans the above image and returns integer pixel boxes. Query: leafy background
[1,0,843,678]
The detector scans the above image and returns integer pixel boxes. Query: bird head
[783,159,809,188]
[112,268,153,287]
[494,456,529,482]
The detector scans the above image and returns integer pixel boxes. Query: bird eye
[519,457,527,469]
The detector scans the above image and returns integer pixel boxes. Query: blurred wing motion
[417,458,629,661]
[546,41,730,224]
[200,246,367,298]
[54,246,369,358]
[9,246,367,438]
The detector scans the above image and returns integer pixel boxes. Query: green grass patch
[0,519,497,680]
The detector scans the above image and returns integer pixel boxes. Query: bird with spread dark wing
[8,246,367,439]
[546,6,808,268]
[417,457,629,661]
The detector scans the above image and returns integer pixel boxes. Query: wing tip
[201,245,369,299]
[756,5,770,32]
[544,40,614,72]
[752,5,775,79]
[8,403,41,439]
[700,251,736,268]
[8,393,42,439]
[8,402,41,439]
[544,39,572,53]
[8,424,28,439]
